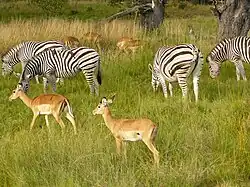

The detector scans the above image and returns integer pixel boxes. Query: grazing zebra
[148,44,203,102]
[19,47,102,95]
[207,36,250,81]
[1,41,65,83]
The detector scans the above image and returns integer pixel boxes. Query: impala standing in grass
[62,36,81,49]
[93,95,160,166]
[9,84,77,134]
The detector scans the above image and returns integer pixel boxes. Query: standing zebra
[207,36,250,81]
[148,44,203,102]
[1,41,65,83]
[19,47,102,95]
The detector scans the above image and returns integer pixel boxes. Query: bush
[28,0,69,15]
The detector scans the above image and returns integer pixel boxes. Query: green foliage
[28,0,69,15]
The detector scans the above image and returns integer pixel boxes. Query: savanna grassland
[1,2,250,187]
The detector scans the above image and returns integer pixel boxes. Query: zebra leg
[168,82,173,97]
[46,74,57,93]
[35,75,40,84]
[93,76,99,96]
[177,76,188,101]
[237,60,247,81]
[84,71,95,95]
[159,77,168,98]
[43,77,49,93]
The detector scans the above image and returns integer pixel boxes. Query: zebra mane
[1,42,26,59]
[210,38,231,57]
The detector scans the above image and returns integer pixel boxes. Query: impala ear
[108,94,116,104]
[148,64,153,72]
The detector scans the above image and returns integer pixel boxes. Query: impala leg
[115,138,122,155]
[52,113,65,134]
[65,112,77,134]
[143,140,160,166]
[44,115,51,133]
[123,142,127,160]
[30,113,39,132]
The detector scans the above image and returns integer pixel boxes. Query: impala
[9,84,77,134]
[82,32,102,51]
[116,37,142,54]
[93,95,159,166]
[62,36,81,49]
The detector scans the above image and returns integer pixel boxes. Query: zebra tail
[97,59,102,85]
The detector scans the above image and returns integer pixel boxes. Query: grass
[1,13,250,187]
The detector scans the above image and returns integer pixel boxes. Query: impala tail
[62,99,74,118]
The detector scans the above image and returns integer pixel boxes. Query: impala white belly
[37,104,52,115]
[119,131,143,141]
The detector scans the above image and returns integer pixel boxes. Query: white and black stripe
[148,44,203,102]
[207,36,250,81]
[19,47,102,95]
[1,40,64,83]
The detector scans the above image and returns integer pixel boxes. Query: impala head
[148,64,160,92]
[93,94,116,115]
[9,84,23,101]
[207,54,221,79]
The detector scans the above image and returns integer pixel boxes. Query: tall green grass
[1,16,250,187]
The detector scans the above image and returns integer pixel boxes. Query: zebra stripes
[207,36,250,81]
[1,41,65,83]
[148,44,203,102]
[19,47,102,95]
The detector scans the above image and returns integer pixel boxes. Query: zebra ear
[148,64,153,72]
[25,74,32,79]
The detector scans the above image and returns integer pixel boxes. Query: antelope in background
[92,94,160,166]
[9,84,77,134]
[82,32,102,52]
[116,37,143,54]
[62,36,81,49]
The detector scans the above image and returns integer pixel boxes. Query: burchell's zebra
[207,36,250,81]
[19,47,102,95]
[148,44,203,102]
[1,41,65,83]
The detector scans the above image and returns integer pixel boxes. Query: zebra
[1,40,65,83]
[148,44,203,102]
[19,47,102,95]
[207,36,250,81]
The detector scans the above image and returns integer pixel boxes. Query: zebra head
[207,55,221,79]
[1,49,18,76]
[148,64,160,92]
[19,72,32,93]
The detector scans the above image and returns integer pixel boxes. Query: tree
[211,0,250,40]
[106,0,166,31]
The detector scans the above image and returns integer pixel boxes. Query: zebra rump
[149,44,203,102]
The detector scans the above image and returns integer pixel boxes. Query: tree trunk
[211,0,250,41]
[139,0,166,31]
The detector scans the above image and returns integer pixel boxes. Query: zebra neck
[102,107,115,133]
[18,92,32,108]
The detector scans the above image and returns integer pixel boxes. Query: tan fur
[62,36,81,48]
[93,96,159,166]
[116,37,143,54]
[82,32,102,51]
[9,86,77,134]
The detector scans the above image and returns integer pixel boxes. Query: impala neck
[102,107,115,133]
[18,91,32,108]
